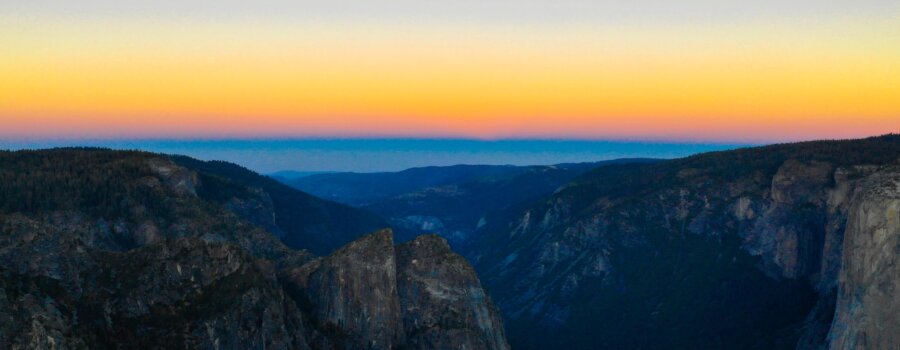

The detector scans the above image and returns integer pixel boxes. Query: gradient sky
[1,1,899,142]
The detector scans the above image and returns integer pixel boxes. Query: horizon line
[3,133,896,149]
[0,134,827,146]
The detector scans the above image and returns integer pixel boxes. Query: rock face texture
[828,166,900,350]
[282,229,405,349]
[0,214,306,349]
[0,149,508,349]
[465,135,900,349]
[86,239,300,349]
[280,230,510,350]
[397,235,508,350]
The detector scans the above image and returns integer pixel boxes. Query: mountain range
[1,135,899,349]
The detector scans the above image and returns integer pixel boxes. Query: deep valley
[1,135,898,349]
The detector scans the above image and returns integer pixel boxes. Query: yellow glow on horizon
[1,15,898,141]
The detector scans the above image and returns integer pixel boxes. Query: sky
[2,1,898,143]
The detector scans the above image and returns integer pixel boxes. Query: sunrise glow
[2,2,898,142]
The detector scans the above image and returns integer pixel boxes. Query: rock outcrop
[397,235,509,350]
[281,230,509,350]
[282,229,404,349]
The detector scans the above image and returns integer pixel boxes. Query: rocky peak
[397,234,510,350]
[281,230,509,349]
[285,229,404,349]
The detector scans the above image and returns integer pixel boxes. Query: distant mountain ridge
[283,164,535,206]
[280,159,660,245]
[281,160,659,206]
[269,170,336,181]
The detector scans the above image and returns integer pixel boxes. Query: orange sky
[1,8,899,142]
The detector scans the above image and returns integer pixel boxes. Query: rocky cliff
[0,149,508,349]
[396,234,508,349]
[467,135,900,349]
[827,165,900,350]
[280,230,509,350]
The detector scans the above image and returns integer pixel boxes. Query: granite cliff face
[466,135,900,349]
[281,230,404,349]
[827,165,900,350]
[0,149,508,349]
[396,235,508,349]
[281,230,509,350]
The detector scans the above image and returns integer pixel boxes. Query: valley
[1,135,898,349]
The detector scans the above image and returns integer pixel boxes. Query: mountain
[283,164,536,206]
[269,171,335,181]
[281,159,659,245]
[0,148,508,349]
[467,134,900,349]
